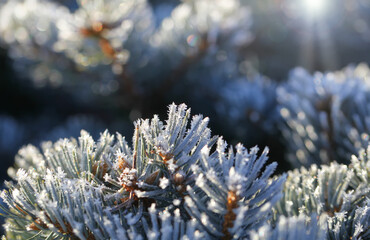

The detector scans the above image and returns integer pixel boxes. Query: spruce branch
[185,139,286,239]
[278,63,370,167]
[274,144,370,239]
[1,103,285,239]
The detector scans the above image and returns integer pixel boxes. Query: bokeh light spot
[186,34,199,47]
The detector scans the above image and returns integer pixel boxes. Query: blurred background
[0,0,369,182]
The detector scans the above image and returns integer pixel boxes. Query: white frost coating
[159,177,170,189]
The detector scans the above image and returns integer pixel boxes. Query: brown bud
[173,171,185,185]
[28,218,48,231]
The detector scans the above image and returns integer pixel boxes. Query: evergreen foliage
[274,145,370,239]
[0,0,252,100]
[1,104,369,239]
[1,104,287,239]
[0,0,370,239]
[216,75,280,144]
[278,64,370,167]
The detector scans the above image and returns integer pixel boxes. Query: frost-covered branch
[278,63,370,167]
[1,103,284,239]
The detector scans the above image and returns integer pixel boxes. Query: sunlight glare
[303,0,327,16]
